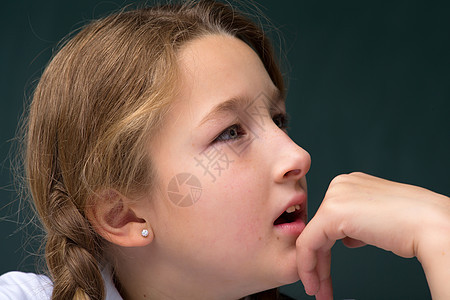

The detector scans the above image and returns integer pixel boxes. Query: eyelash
[213,113,289,143]
[273,113,289,131]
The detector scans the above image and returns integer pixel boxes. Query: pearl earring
[141,229,149,237]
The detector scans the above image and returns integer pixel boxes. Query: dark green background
[1,1,449,299]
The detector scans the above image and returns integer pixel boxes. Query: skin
[87,34,450,299]
[93,34,311,300]
[296,172,450,299]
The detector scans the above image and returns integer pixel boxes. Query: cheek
[166,172,203,207]
[202,173,267,237]
[158,145,269,236]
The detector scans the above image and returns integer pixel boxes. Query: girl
[1,1,449,299]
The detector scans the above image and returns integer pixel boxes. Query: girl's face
[145,34,311,297]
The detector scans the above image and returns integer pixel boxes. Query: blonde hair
[25,1,284,299]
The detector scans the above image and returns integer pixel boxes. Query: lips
[273,208,302,225]
[273,192,307,235]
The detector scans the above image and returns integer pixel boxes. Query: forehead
[148,34,281,165]
[173,34,279,120]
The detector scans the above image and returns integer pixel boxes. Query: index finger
[296,215,346,298]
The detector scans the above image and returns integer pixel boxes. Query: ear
[86,189,153,247]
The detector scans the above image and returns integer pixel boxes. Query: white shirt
[0,265,123,300]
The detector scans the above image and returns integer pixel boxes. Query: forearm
[417,194,450,299]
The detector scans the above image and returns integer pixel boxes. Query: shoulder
[0,271,52,300]
[0,266,122,300]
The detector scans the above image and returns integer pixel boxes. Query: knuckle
[348,171,365,177]
[329,171,365,187]
[328,174,343,186]
[327,174,350,190]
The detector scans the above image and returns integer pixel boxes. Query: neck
[110,246,276,300]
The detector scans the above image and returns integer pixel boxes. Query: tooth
[286,206,296,213]
[295,205,300,210]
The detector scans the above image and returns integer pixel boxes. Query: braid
[46,235,104,300]
[45,182,105,300]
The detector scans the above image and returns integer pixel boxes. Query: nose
[270,130,311,184]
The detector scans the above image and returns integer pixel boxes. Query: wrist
[416,194,450,299]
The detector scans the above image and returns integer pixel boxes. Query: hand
[296,172,450,299]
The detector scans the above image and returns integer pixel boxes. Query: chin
[274,255,301,286]
[262,261,300,290]
[278,268,300,286]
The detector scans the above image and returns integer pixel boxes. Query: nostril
[284,169,301,178]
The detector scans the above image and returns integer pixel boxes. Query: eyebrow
[197,88,284,128]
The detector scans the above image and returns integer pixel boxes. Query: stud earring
[141,229,149,238]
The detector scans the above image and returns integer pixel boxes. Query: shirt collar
[101,264,123,300]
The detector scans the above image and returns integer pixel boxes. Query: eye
[214,124,245,143]
[272,113,288,130]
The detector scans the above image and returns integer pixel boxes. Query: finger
[342,237,367,248]
[297,215,339,294]
[315,250,333,300]
[297,226,335,295]
[297,247,320,295]
[315,276,333,300]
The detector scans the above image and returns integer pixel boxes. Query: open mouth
[273,205,302,225]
